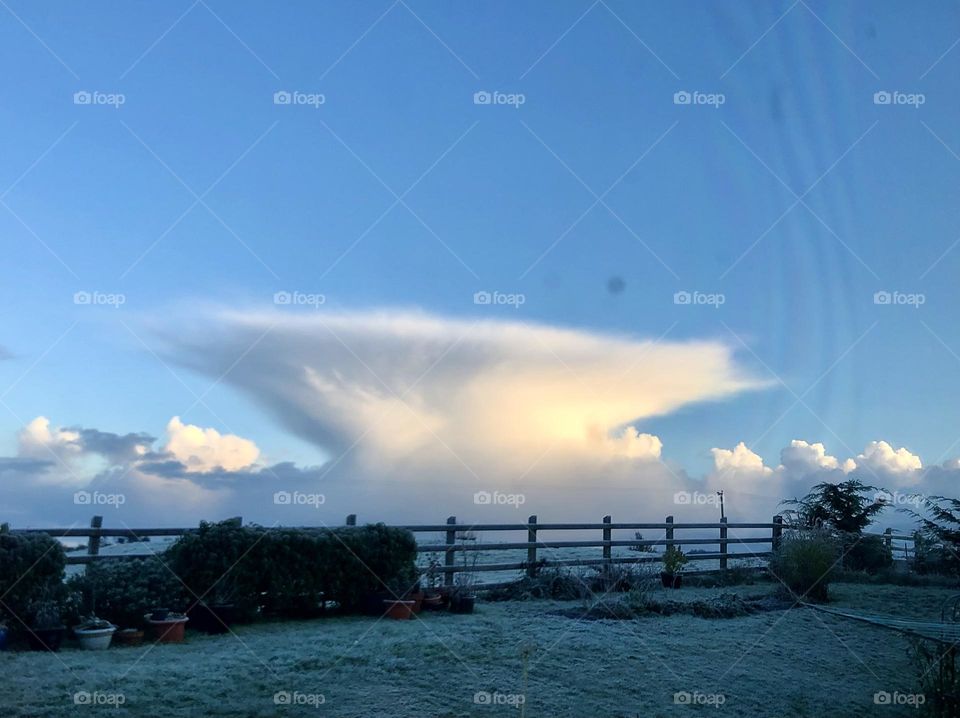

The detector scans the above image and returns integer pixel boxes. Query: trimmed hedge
[163,520,418,618]
[0,526,66,626]
[66,558,186,629]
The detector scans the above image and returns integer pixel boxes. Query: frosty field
[2,580,946,718]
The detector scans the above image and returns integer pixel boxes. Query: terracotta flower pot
[421,594,444,611]
[145,614,188,643]
[382,600,416,620]
[408,592,424,614]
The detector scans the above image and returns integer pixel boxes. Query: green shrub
[325,524,418,610]
[843,533,893,573]
[163,521,418,617]
[67,558,186,629]
[164,520,266,620]
[0,526,66,626]
[769,529,839,602]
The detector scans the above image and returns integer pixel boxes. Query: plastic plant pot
[74,625,116,650]
[145,614,189,643]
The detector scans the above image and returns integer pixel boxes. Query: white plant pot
[75,626,116,650]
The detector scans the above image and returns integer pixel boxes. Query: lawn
[2,579,952,717]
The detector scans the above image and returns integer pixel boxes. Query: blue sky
[2,1,960,523]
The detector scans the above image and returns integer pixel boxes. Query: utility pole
[717,490,725,520]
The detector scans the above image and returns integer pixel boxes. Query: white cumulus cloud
[163,416,260,473]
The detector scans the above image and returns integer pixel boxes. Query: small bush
[843,534,893,573]
[769,529,839,602]
[67,558,185,629]
[0,526,66,626]
[910,638,960,717]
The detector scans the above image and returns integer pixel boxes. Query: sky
[1,1,959,528]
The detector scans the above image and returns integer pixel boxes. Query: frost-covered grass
[2,580,952,717]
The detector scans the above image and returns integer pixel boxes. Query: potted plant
[381,579,417,620]
[660,546,688,588]
[449,534,478,614]
[144,609,189,643]
[420,558,444,610]
[26,598,66,652]
[73,615,116,650]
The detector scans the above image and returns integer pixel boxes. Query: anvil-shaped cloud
[159,310,768,475]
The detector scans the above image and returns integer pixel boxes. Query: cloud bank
[159,309,767,476]
[2,310,957,530]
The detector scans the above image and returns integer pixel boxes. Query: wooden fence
[16,514,916,587]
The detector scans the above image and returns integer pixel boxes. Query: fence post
[719,517,728,570]
[602,515,612,564]
[527,515,538,578]
[883,527,892,552]
[87,515,103,566]
[445,516,456,587]
[772,515,783,554]
[346,514,356,526]
[665,515,674,553]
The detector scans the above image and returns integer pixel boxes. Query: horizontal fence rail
[13,514,918,586]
